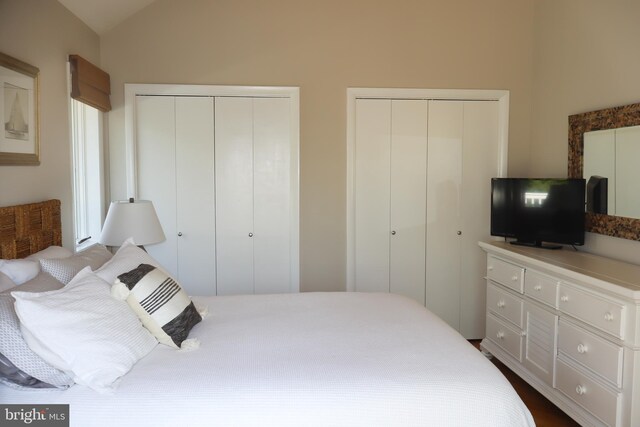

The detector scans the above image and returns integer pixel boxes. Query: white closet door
[136,95,178,277]
[175,97,216,295]
[426,100,463,330]
[215,97,254,295]
[460,101,499,338]
[253,97,291,293]
[354,99,391,293]
[389,100,427,304]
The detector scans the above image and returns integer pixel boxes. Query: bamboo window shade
[69,54,111,112]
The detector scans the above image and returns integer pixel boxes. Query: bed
[0,200,535,427]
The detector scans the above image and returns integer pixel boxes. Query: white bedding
[1,292,534,427]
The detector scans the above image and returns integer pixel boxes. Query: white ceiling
[57,0,157,35]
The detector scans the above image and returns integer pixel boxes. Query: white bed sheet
[1,292,534,427]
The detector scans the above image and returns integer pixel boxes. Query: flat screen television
[491,178,586,249]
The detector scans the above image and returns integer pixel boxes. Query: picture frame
[0,52,39,165]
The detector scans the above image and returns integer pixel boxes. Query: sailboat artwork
[4,82,29,141]
[0,52,40,165]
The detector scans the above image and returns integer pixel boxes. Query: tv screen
[491,178,586,248]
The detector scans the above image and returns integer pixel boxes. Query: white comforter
[1,292,534,427]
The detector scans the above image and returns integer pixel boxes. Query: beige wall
[5,1,636,288]
[0,0,100,248]
[531,0,640,264]
[101,0,535,292]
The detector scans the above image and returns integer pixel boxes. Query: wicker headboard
[0,199,62,259]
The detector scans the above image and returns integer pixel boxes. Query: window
[67,55,111,251]
[70,98,105,250]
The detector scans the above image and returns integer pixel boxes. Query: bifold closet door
[459,100,499,338]
[426,100,463,330]
[174,97,215,296]
[215,97,292,295]
[352,95,500,337]
[136,96,178,276]
[425,100,499,338]
[389,100,427,304]
[215,98,254,295]
[137,95,216,296]
[253,98,291,294]
[354,99,391,293]
[354,99,427,304]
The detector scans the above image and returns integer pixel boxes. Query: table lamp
[100,198,165,249]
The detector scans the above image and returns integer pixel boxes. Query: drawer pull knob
[575,385,586,396]
[534,285,542,291]
[488,266,494,271]
[577,343,588,354]
[497,300,506,308]
[511,275,519,281]
[496,331,505,340]
[560,295,569,302]
[604,312,614,321]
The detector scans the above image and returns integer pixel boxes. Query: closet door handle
[177,232,183,237]
[391,230,396,235]
[248,232,254,237]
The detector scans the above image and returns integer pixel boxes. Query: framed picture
[0,52,39,165]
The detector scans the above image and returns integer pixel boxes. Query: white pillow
[0,272,16,292]
[4,272,64,295]
[39,244,113,284]
[0,259,40,285]
[26,246,73,261]
[0,293,73,389]
[12,267,158,393]
[95,238,163,285]
[0,246,73,286]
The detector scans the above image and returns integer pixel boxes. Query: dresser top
[480,241,640,299]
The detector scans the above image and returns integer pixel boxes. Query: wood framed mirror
[568,102,640,240]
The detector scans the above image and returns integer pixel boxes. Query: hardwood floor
[470,340,580,427]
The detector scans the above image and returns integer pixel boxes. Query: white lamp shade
[100,200,165,246]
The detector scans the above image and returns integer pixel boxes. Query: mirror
[583,126,640,219]
[568,102,640,240]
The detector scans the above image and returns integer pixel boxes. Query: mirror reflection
[583,125,640,219]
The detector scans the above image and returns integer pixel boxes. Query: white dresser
[479,241,640,427]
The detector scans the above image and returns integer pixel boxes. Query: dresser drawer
[558,320,623,388]
[555,358,621,427]
[524,269,559,308]
[558,284,625,339]
[486,313,523,362]
[487,283,523,328]
[487,255,524,293]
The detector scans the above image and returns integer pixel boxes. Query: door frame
[125,83,300,293]
[346,88,509,292]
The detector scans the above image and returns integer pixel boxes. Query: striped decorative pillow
[112,264,201,348]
